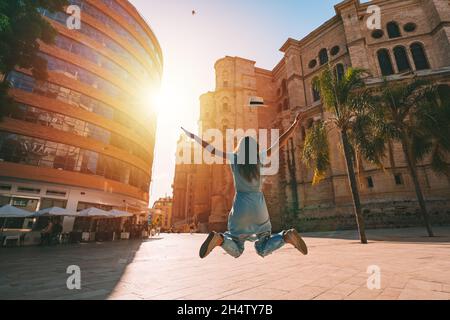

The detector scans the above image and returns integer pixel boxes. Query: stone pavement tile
[20,285,71,298]
[214,286,262,300]
[150,286,213,300]
[209,280,272,298]
[388,275,410,289]
[405,279,443,292]
[328,283,360,296]
[260,276,311,291]
[376,288,403,300]
[179,286,245,300]
[108,293,144,300]
[196,279,266,295]
[109,282,144,296]
[308,275,350,288]
[245,273,287,283]
[398,288,450,300]
[82,279,122,290]
[219,287,288,300]
[342,275,368,286]
[345,287,383,300]
[280,286,328,300]
[62,289,110,300]
[406,270,450,283]
[138,285,195,300]
[314,292,345,300]
[2,228,450,300]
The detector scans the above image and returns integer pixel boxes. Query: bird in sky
[192,10,196,15]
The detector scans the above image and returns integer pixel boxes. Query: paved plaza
[0,227,450,300]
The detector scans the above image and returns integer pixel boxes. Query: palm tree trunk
[341,130,368,244]
[287,139,299,211]
[400,136,434,237]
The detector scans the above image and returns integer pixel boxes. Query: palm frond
[302,121,330,185]
[430,145,450,177]
[315,65,369,128]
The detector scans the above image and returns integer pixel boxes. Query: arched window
[410,42,430,70]
[404,22,417,33]
[371,29,384,39]
[377,49,394,76]
[335,63,345,81]
[330,46,340,56]
[312,78,321,102]
[393,46,411,72]
[387,21,401,38]
[319,49,329,65]
[308,59,317,69]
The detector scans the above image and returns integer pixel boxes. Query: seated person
[40,220,54,246]
[51,221,63,244]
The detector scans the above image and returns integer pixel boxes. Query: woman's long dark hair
[236,137,261,183]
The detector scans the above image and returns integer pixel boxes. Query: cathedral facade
[172,0,450,232]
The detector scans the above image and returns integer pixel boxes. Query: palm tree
[355,79,450,237]
[304,65,371,244]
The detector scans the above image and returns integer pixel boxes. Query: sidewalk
[0,227,449,300]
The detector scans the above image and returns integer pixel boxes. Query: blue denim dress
[221,154,285,258]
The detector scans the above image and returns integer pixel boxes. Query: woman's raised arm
[181,127,229,160]
[265,113,302,157]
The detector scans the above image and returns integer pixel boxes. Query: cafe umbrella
[76,208,111,241]
[34,207,77,217]
[0,205,34,218]
[77,207,113,218]
[109,209,134,218]
[0,204,35,233]
[107,210,134,240]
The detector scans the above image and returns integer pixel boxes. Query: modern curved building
[0,0,162,225]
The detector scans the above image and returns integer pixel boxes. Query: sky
[129,0,344,205]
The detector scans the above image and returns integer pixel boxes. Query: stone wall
[289,199,450,233]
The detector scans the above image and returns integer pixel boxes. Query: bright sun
[135,70,198,136]
[137,76,182,118]
[151,87,170,116]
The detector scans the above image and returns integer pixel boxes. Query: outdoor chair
[3,234,21,247]
[48,232,62,246]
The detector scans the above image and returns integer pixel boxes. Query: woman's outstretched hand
[294,112,303,125]
[181,127,195,139]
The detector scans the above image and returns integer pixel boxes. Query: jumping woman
[181,113,308,259]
